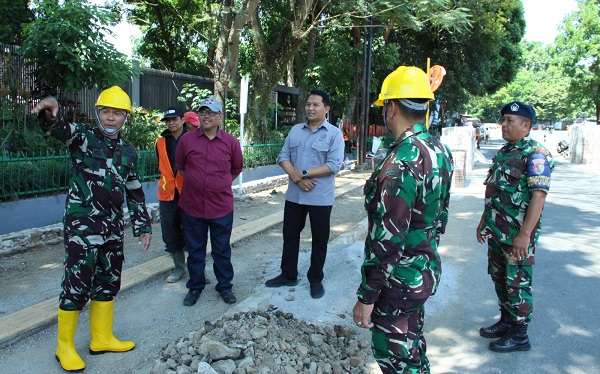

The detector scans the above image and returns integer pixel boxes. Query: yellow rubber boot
[55,309,86,372]
[89,300,135,354]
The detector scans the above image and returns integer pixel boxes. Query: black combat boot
[479,309,512,338]
[489,323,531,352]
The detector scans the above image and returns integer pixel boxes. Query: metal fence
[0,143,284,201]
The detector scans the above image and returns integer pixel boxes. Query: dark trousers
[182,210,234,294]
[159,193,185,254]
[281,200,332,283]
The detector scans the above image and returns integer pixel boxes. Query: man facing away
[352,66,454,373]
[264,89,345,299]
[175,97,243,307]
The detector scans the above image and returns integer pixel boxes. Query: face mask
[383,101,389,132]
[95,109,127,136]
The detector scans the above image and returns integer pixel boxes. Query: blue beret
[500,101,536,122]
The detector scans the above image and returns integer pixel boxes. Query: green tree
[21,0,136,119]
[555,0,600,120]
[0,0,34,45]
[391,0,525,119]
[467,41,573,124]
[242,0,473,141]
[125,0,212,76]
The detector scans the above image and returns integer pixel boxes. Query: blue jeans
[182,210,234,294]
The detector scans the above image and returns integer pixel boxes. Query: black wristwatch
[301,170,308,178]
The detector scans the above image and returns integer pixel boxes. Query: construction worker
[32,86,152,372]
[352,66,454,373]
[156,107,187,283]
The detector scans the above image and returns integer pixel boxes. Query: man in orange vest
[157,107,187,282]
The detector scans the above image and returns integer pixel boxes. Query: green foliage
[555,0,600,119]
[466,41,573,123]
[125,0,213,76]
[176,83,241,136]
[120,106,163,150]
[392,0,525,116]
[0,150,71,201]
[0,51,63,154]
[177,84,213,111]
[242,143,284,168]
[0,0,34,45]
[20,0,137,97]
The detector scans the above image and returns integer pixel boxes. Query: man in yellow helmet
[32,86,152,372]
[352,67,454,373]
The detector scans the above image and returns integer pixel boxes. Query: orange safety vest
[156,136,184,201]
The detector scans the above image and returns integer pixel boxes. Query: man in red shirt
[175,98,243,306]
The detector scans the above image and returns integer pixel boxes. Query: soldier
[352,66,454,373]
[32,87,152,372]
[476,101,553,352]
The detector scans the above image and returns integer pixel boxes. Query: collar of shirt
[302,120,328,131]
[390,122,426,147]
[503,135,532,151]
[93,127,123,146]
[197,127,225,139]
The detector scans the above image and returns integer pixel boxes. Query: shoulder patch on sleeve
[385,167,401,177]
[385,179,400,196]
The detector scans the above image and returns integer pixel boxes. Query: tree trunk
[246,0,316,142]
[211,0,259,113]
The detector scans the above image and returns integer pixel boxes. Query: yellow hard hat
[95,86,132,114]
[375,66,434,106]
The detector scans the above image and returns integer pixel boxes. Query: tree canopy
[555,0,600,121]
[0,0,34,45]
[21,0,136,99]
[8,0,586,143]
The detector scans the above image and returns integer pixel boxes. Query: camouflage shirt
[357,123,454,306]
[482,136,553,250]
[43,118,152,237]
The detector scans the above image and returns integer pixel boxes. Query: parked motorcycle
[557,140,569,159]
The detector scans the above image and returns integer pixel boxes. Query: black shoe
[220,291,237,304]
[310,282,325,299]
[480,319,512,338]
[265,274,299,288]
[489,324,531,352]
[183,289,201,306]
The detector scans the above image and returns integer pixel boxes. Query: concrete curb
[0,170,362,348]
[0,172,353,257]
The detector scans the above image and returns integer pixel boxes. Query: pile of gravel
[150,306,380,374]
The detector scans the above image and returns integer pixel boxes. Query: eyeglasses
[198,110,220,117]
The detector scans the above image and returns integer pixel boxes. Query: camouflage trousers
[371,305,430,373]
[59,230,125,311]
[488,239,534,324]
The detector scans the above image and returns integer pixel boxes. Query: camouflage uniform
[42,117,152,311]
[480,136,553,325]
[358,123,454,373]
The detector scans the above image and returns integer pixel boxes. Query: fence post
[131,60,141,105]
